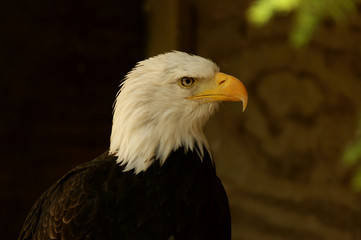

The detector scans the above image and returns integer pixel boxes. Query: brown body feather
[18,148,231,240]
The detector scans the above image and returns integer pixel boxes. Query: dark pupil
[183,77,192,85]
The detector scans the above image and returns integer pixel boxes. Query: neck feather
[109,91,217,174]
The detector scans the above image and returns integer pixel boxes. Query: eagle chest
[101,148,217,237]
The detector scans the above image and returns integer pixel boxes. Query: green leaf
[343,139,361,166]
[247,0,275,26]
[247,0,358,47]
[351,166,361,191]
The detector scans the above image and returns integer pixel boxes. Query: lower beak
[187,72,248,111]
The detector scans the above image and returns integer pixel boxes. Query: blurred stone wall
[193,1,361,239]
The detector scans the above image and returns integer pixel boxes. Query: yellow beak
[187,72,248,111]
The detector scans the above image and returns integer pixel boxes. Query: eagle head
[109,51,247,173]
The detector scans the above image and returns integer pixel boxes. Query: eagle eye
[179,77,195,88]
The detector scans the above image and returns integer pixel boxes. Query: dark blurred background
[2,0,361,239]
[1,0,145,238]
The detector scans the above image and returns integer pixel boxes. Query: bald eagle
[18,51,248,240]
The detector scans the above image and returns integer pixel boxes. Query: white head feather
[109,51,220,173]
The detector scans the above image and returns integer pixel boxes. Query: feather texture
[110,52,219,173]
[19,51,233,240]
[18,149,231,240]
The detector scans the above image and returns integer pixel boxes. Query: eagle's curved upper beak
[187,72,248,111]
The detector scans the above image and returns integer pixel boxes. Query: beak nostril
[219,80,226,86]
